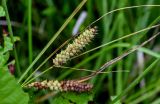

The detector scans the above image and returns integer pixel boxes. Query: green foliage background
[0,0,160,104]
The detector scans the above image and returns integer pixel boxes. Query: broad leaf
[52,92,93,104]
[0,67,29,104]
[0,35,20,67]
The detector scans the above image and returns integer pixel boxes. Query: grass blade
[111,59,160,103]
[18,0,87,83]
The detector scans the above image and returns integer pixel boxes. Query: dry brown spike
[60,80,93,92]
[53,26,97,66]
[26,80,93,92]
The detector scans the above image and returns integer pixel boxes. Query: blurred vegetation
[1,0,160,103]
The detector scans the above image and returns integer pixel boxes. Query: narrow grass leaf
[112,59,159,103]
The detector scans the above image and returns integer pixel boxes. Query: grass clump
[1,0,160,103]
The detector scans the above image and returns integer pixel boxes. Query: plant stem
[21,38,71,86]
[2,0,21,77]
[18,0,88,83]
[28,0,32,66]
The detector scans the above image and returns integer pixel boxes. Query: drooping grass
[22,24,160,87]
[21,3,160,103]
[23,3,160,103]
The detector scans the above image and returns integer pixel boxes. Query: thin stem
[28,0,33,66]
[22,66,54,87]
[71,24,160,60]
[2,0,21,76]
[78,32,160,82]
[87,5,160,28]
[18,0,88,83]
[21,5,160,84]
[23,24,160,85]
[111,59,159,103]
[22,64,128,87]
[22,37,73,86]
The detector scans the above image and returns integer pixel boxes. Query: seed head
[60,80,93,92]
[26,80,93,92]
[53,26,97,66]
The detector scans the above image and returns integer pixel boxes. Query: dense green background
[1,0,160,103]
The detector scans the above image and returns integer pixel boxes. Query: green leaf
[0,35,13,67]
[52,92,93,104]
[0,6,5,17]
[139,47,160,58]
[3,36,14,54]
[111,96,121,104]
[42,7,55,16]
[13,36,20,42]
[0,35,19,67]
[0,67,29,104]
[0,35,20,54]
[0,53,9,67]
